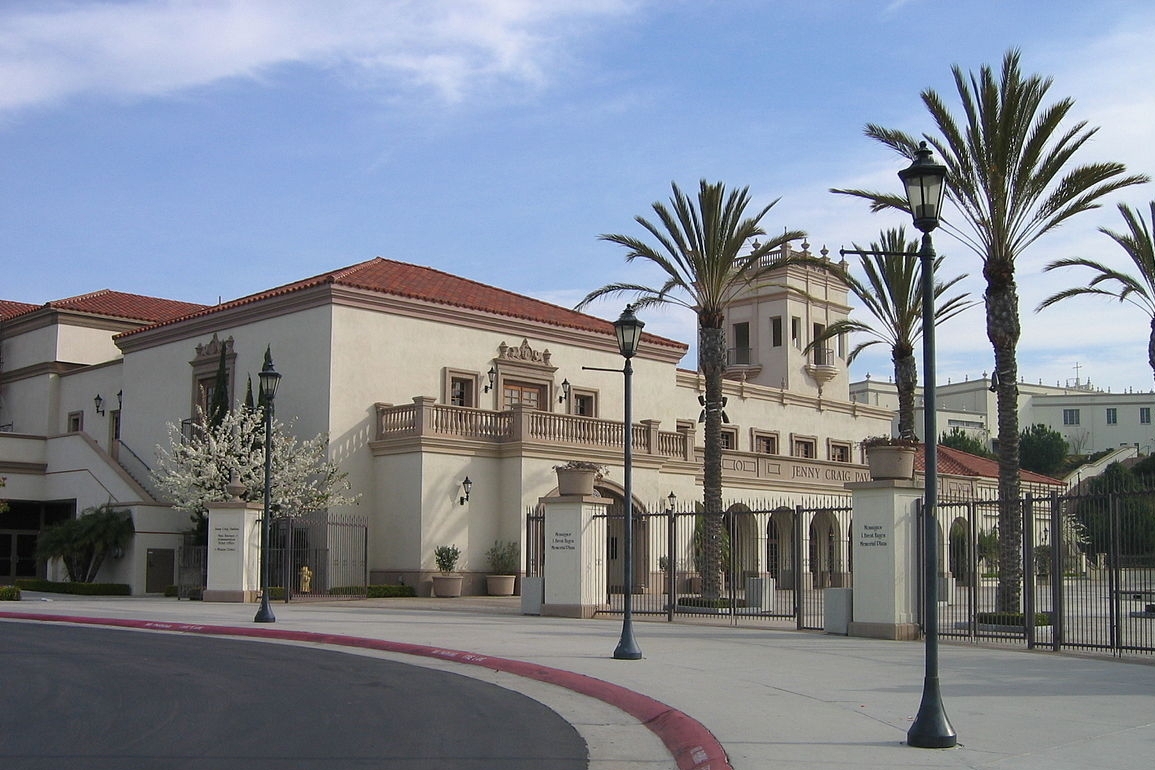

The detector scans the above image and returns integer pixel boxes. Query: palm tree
[1037,201,1155,384]
[806,227,973,439]
[578,179,804,599]
[833,50,1147,612]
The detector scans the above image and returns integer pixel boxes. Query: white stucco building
[2,248,899,594]
[851,374,1155,456]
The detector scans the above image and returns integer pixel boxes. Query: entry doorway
[146,548,175,593]
[0,500,74,583]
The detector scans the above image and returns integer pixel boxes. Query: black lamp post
[254,350,282,624]
[900,141,957,748]
[612,304,644,660]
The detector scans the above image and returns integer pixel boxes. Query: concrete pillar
[202,500,261,602]
[846,479,922,640]
[540,493,609,618]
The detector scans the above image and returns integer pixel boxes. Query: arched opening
[949,517,971,586]
[766,507,794,589]
[600,486,649,594]
[724,503,757,588]
[808,510,839,589]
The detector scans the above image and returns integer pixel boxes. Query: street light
[581,305,646,658]
[254,348,282,624]
[613,304,644,660]
[900,141,956,748]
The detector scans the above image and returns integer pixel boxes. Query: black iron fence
[527,484,1155,656]
[938,486,1155,656]
[527,496,852,630]
[270,511,368,600]
[176,511,368,601]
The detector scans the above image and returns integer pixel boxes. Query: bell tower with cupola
[722,241,853,399]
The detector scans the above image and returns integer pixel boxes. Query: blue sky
[4,0,1155,393]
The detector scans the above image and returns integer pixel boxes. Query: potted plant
[862,436,920,480]
[484,540,520,596]
[431,544,463,597]
[553,460,607,496]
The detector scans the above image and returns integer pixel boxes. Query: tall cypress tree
[207,347,229,429]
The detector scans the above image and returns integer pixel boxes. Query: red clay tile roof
[1,300,38,321]
[915,444,1064,486]
[118,257,687,350]
[2,290,206,324]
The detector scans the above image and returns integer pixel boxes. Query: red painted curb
[1,612,731,770]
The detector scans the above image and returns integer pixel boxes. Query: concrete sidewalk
[3,594,1153,770]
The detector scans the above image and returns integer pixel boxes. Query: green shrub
[0,585,21,601]
[328,586,367,596]
[367,584,417,598]
[434,544,461,573]
[485,540,520,575]
[976,611,1052,626]
[677,596,747,609]
[163,585,179,597]
[14,579,130,596]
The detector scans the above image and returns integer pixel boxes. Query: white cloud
[0,0,639,112]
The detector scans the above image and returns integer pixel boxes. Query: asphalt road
[0,622,586,770]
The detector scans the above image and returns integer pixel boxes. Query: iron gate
[177,511,368,601]
[526,496,852,629]
[936,486,1155,656]
[270,511,369,600]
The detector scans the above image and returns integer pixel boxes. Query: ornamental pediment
[497,338,553,368]
[192,333,234,364]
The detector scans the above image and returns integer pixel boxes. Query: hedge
[0,585,21,601]
[367,584,416,598]
[976,611,1053,626]
[14,578,131,596]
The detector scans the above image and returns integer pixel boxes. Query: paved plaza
[2,594,1154,770]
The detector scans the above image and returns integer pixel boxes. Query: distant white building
[850,373,1155,455]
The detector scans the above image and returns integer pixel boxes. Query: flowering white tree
[152,406,357,531]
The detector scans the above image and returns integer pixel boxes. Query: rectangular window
[812,323,828,365]
[1142,407,1151,425]
[829,442,851,463]
[573,393,596,417]
[194,374,218,418]
[791,317,801,349]
[1106,407,1117,425]
[67,411,83,432]
[731,322,751,365]
[792,436,816,459]
[754,433,779,455]
[504,381,546,410]
[450,377,474,407]
[771,316,783,347]
[1063,409,1080,426]
[720,428,737,450]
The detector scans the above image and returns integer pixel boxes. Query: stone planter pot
[486,574,516,596]
[431,574,463,597]
[865,445,916,480]
[555,468,597,496]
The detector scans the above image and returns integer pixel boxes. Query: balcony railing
[728,346,753,366]
[374,397,693,461]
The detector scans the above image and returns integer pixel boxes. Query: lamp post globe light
[612,304,644,660]
[254,351,282,624]
[900,141,957,748]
